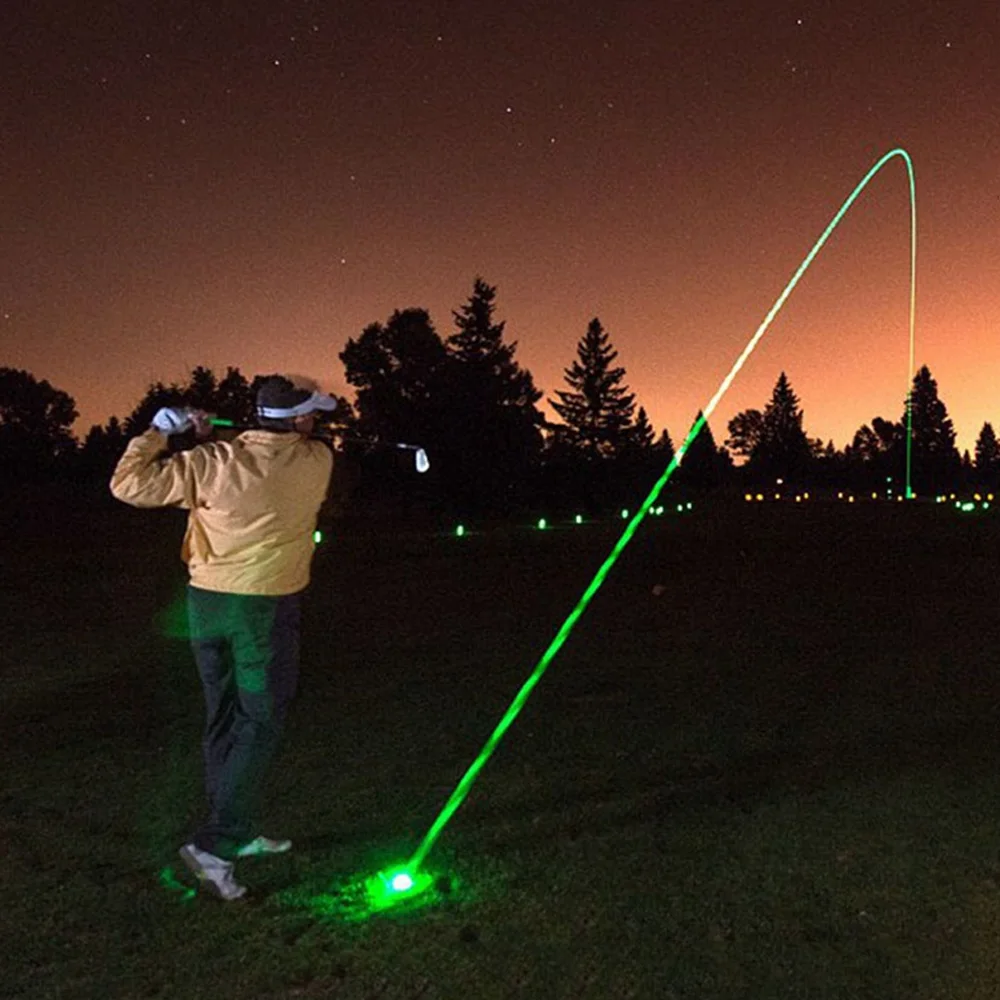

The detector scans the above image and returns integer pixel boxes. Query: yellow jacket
[111,429,333,596]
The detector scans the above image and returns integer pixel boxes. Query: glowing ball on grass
[363,867,434,913]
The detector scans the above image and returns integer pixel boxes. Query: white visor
[258,391,338,419]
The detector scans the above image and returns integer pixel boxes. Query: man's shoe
[178,843,247,901]
[235,836,292,858]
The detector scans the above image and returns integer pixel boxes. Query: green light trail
[407,149,919,883]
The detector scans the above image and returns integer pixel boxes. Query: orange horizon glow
[3,5,997,456]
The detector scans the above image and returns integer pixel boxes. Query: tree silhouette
[725,408,764,462]
[627,406,656,452]
[973,421,1000,491]
[845,416,903,489]
[726,373,815,485]
[339,308,452,513]
[551,318,637,459]
[340,308,450,447]
[78,416,128,479]
[904,365,960,495]
[0,367,78,477]
[444,278,545,513]
[675,411,730,491]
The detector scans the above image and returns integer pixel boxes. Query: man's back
[111,428,333,595]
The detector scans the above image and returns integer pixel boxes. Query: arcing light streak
[404,148,918,874]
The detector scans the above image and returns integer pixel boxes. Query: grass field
[4,492,1000,999]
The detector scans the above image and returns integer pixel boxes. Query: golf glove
[151,406,194,436]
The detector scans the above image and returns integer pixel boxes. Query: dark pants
[186,585,302,859]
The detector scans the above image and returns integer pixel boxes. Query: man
[111,375,335,900]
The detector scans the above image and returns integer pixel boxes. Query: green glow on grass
[404,148,919,876]
[157,866,196,902]
[364,866,434,912]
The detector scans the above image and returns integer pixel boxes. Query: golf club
[207,417,430,473]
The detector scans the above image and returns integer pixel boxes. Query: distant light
[313,530,323,544]
[574,514,583,524]
[686,502,693,510]
[455,524,465,537]
[621,509,629,519]
[745,493,753,502]
[537,518,547,530]
[756,493,764,502]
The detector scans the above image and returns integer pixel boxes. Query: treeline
[2,278,999,513]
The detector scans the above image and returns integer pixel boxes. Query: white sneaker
[178,844,247,901]
[235,835,292,858]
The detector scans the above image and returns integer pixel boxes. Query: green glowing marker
[313,529,323,544]
[455,524,465,537]
[621,509,629,519]
[537,518,547,530]
[403,147,920,878]
[575,514,583,524]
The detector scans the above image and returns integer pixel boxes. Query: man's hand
[151,406,215,439]
[152,407,195,436]
[191,411,214,441]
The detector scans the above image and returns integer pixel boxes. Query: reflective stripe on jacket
[110,429,333,595]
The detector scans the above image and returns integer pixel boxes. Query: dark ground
[3,492,1000,999]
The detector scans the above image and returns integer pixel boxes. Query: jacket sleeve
[109,429,213,509]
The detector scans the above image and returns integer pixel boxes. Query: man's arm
[110,416,216,508]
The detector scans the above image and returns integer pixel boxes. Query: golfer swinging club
[110,375,336,900]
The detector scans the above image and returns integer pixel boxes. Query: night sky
[3,0,998,452]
